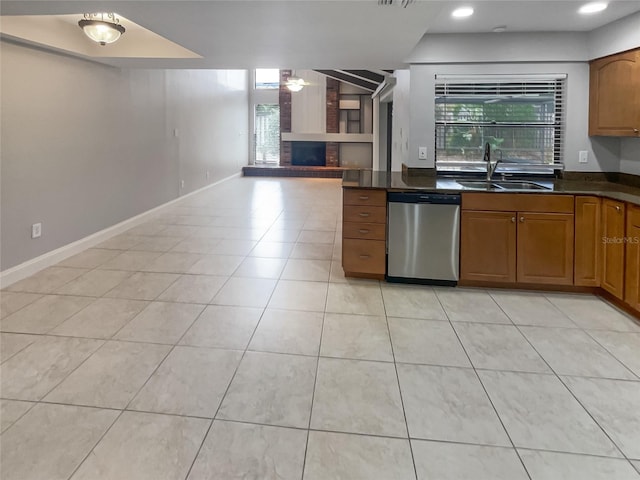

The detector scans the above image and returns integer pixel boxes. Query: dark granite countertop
[342,170,640,206]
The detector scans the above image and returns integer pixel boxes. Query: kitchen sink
[492,181,551,190]
[455,180,501,190]
[455,180,551,191]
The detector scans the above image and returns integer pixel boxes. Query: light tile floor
[1,177,640,480]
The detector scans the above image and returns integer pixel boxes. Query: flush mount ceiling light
[78,13,125,46]
[378,0,416,8]
[285,75,308,92]
[492,25,507,33]
[579,2,608,14]
[452,6,474,18]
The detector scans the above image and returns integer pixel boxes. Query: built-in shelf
[282,133,373,143]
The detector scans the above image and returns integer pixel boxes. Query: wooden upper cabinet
[517,213,574,285]
[460,210,517,283]
[589,48,640,137]
[601,198,626,299]
[625,204,640,310]
[574,196,601,286]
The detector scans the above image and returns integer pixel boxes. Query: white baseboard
[0,173,241,288]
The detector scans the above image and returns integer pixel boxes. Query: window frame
[434,74,566,176]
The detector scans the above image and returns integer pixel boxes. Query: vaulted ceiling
[2,1,639,69]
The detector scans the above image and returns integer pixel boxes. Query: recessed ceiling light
[579,2,608,14]
[492,25,507,33]
[452,7,474,18]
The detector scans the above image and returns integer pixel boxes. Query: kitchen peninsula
[342,169,640,320]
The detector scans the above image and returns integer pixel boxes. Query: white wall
[588,11,640,59]
[1,40,249,270]
[620,138,640,175]
[407,32,589,63]
[391,69,411,171]
[291,70,326,133]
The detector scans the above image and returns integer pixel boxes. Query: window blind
[434,75,566,173]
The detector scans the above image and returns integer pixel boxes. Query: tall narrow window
[255,104,280,164]
[435,75,566,174]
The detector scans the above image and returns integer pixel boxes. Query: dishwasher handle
[387,192,461,205]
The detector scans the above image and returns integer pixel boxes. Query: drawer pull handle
[359,213,370,217]
[511,217,516,223]
[634,128,639,133]
[359,229,370,234]
[616,206,621,212]
[359,196,369,200]
[359,254,371,259]
[520,216,525,223]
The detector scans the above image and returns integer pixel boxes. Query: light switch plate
[418,147,427,160]
[578,150,588,163]
[32,223,42,239]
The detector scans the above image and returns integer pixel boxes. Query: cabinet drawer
[342,239,386,275]
[343,222,386,241]
[344,189,386,207]
[343,205,387,224]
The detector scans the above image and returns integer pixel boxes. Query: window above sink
[434,74,566,176]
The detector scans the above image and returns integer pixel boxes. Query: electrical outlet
[31,223,42,239]
[173,128,179,138]
[418,147,427,160]
[180,180,185,189]
[578,150,588,164]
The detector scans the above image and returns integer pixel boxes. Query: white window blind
[435,75,566,173]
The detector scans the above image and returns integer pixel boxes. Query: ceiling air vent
[378,0,415,7]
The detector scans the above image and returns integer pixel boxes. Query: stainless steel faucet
[484,142,501,181]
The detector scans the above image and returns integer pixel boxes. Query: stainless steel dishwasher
[387,192,461,285]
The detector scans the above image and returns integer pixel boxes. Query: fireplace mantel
[281,133,373,143]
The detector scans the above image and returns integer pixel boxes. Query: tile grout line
[582,329,640,381]
[491,295,631,462]
[183,268,282,480]
[61,299,207,479]
[380,281,420,480]
[433,287,534,480]
[299,270,329,480]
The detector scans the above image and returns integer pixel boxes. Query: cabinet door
[574,196,601,286]
[517,213,574,285]
[589,49,640,137]
[460,211,516,283]
[601,199,626,298]
[342,239,386,276]
[625,205,640,310]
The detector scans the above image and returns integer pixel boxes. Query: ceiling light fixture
[578,2,608,14]
[452,7,474,18]
[78,13,125,46]
[492,25,507,33]
[378,0,416,7]
[285,74,308,92]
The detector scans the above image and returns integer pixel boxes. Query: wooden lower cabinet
[625,205,640,310]
[460,211,516,283]
[517,213,574,285]
[574,196,601,286]
[460,193,575,287]
[342,239,386,276]
[342,187,387,278]
[601,198,626,299]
